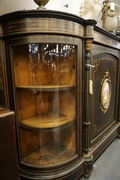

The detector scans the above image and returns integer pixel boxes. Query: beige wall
[0,0,120,29]
[0,0,83,15]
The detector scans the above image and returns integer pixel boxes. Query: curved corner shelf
[23,140,75,166]
[16,85,75,91]
[20,111,75,131]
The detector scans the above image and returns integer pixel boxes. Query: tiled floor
[80,138,120,180]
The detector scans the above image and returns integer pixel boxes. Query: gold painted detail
[26,22,42,28]
[44,20,51,28]
[100,69,112,114]
[26,20,51,29]
[84,153,93,161]
[93,31,120,49]
[92,124,97,136]
[83,121,90,126]
[4,24,17,33]
[3,19,84,37]
[85,40,93,51]
[113,61,117,71]
[102,1,118,23]
[94,58,117,73]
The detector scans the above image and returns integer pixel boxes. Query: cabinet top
[0,10,119,46]
[0,10,97,38]
[0,10,96,26]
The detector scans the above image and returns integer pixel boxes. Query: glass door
[11,42,78,167]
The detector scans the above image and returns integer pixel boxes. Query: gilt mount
[100,70,112,114]
[33,0,49,10]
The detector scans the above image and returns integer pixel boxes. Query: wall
[0,0,83,16]
[0,0,120,29]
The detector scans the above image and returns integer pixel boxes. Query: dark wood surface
[0,110,19,180]
[0,9,120,180]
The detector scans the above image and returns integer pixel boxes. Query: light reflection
[28,44,75,85]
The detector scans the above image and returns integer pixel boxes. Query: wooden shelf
[20,112,75,131]
[23,141,75,166]
[16,85,75,91]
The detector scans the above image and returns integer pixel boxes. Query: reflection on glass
[13,43,76,167]
[27,44,76,86]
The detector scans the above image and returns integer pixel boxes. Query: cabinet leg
[84,153,93,178]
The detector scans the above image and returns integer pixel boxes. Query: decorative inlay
[3,18,84,37]
[85,39,93,51]
[93,31,120,49]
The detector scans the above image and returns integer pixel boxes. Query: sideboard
[0,9,120,179]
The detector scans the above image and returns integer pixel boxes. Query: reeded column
[84,20,96,178]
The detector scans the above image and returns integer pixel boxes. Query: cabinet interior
[12,43,77,166]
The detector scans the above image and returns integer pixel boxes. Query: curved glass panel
[12,43,76,167]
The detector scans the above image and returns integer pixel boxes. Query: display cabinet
[0,10,91,180]
[1,8,120,180]
[15,38,82,178]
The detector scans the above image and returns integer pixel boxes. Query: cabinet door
[10,36,82,168]
[91,44,119,142]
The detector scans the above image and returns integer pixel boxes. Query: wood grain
[23,140,75,165]
[20,111,74,130]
